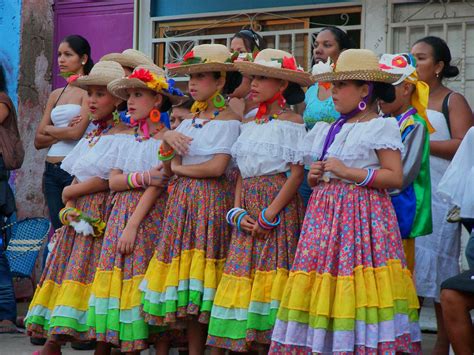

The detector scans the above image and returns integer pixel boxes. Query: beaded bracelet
[355,168,375,187]
[257,208,281,230]
[158,145,175,161]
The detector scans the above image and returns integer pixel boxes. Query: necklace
[86,118,116,147]
[133,121,165,142]
[254,109,286,124]
[191,106,226,128]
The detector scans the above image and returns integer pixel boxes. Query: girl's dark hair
[283,82,305,105]
[414,36,459,79]
[213,71,243,96]
[0,64,6,93]
[354,81,396,104]
[232,29,267,52]
[318,26,355,51]
[61,35,94,74]
[159,95,172,113]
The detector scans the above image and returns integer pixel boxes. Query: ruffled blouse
[175,119,241,165]
[301,116,403,180]
[61,134,161,181]
[232,120,306,178]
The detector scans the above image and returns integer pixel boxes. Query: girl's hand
[323,158,348,179]
[239,215,256,233]
[308,161,324,186]
[117,224,138,255]
[251,221,271,239]
[65,210,80,224]
[68,115,83,127]
[163,130,193,155]
[148,166,169,188]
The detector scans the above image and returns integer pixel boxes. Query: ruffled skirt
[270,180,421,354]
[87,189,167,352]
[26,191,113,340]
[207,174,304,352]
[140,176,234,327]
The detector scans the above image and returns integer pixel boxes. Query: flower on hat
[282,56,297,71]
[129,68,169,92]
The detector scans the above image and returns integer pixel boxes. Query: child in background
[170,96,194,130]
[379,52,433,272]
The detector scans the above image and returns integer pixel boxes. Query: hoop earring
[212,93,226,108]
[150,109,161,123]
[112,109,120,124]
[358,100,367,111]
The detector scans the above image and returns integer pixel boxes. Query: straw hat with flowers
[100,49,154,70]
[167,44,236,75]
[68,61,125,89]
[311,49,401,84]
[108,64,186,105]
[234,48,312,87]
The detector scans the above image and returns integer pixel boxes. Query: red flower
[282,56,297,71]
[67,74,80,84]
[129,68,153,82]
[183,50,195,61]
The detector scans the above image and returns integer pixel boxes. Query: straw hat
[100,49,154,69]
[167,44,236,75]
[234,49,312,87]
[311,49,401,84]
[68,61,125,89]
[108,64,186,105]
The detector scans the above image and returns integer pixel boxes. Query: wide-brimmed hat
[68,61,125,89]
[100,49,154,70]
[108,64,186,105]
[167,44,236,75]
[234,49,312,87]
[311,49,401,84]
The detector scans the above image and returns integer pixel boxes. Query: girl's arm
[43,93,90,141]
[324,149,403,190]
[117,186,163,254]
[34,92,60,149]
[171,154,231,179]
[109,167,169,192]
[430,93,473,160]
[233,172,256,233]
[62,177,109,203]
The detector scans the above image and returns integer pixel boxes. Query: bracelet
[145,171,151,186]
[131,172,140,188]
[158,151,175,161]
[127,173,135,189]
[59,207,79,226]
[355,168,374,187]
[366,169,378,187]
[257,208,281,230]
[158,144,175,161]
[226,207,248,230]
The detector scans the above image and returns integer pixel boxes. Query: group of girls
[25,26,473,355]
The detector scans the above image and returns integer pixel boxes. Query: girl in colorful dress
[378,53,434,273]
[139,44,241,354]
[85,64,184,354]
[298,26,353,207]
[206,49,310,353]
[270,49,422,354]
[26,60,125,355]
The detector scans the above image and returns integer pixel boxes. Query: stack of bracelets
[355,168,378,187]
[257,208,281,230]
[158,144,175,161]
[226,207,248,231]
[127,171,152,189]
[58,206,106,237]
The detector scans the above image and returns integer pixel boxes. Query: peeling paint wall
[16,0,54,219]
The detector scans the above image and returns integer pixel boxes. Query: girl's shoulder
[278,111,304,124]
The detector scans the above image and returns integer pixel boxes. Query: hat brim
[167,62,236,75]
[311,70,402,84]
[234,62,312,87]
[107,78,187,105]
[70,75,120,90]
[100,53,151,70]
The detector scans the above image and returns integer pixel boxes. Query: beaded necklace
[191,106,226,128]
[254,109,286,124]
[133,121,166,142]
[86,117,116,147]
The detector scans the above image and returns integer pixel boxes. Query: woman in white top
[411,36,473,355]
[34,35,93,234]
